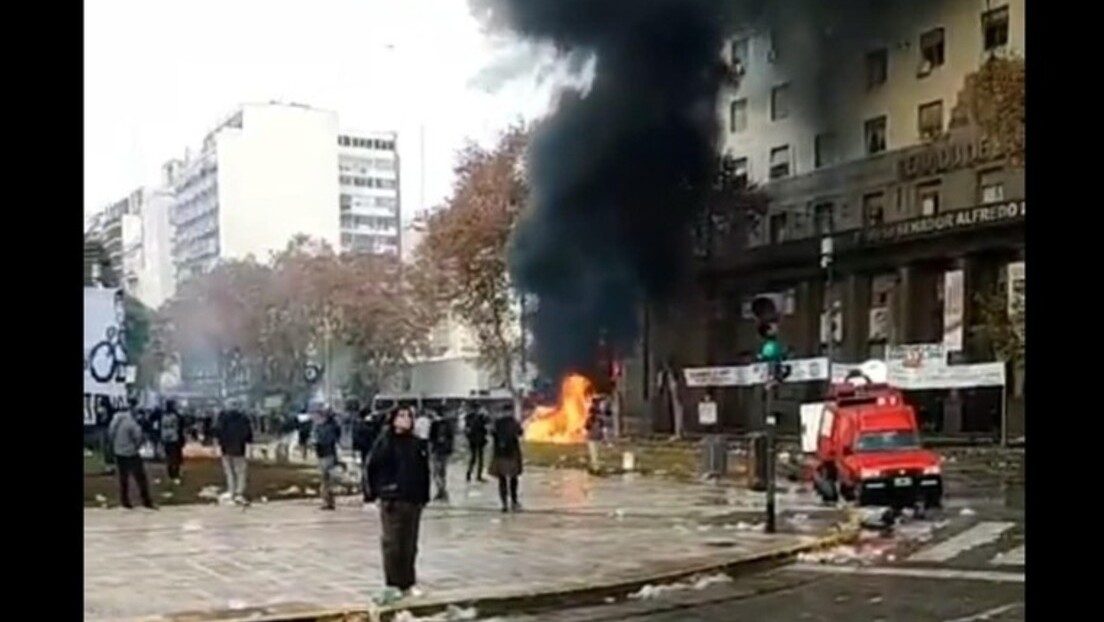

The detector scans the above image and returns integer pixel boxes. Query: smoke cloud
[479,0,879,382]
[469,0,729,382]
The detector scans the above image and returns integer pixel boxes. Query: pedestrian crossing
[989,544,1025,566]
[908,521,1016,563]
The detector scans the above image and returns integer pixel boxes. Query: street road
[499,460,1025,622]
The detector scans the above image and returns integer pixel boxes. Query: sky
[84,0,570,222]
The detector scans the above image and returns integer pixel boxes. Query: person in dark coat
[354,407,385,504]
[366,407,430,599]
[427,411,455,502]
[464,404,489,483]
[314,409,342,510]
[489,411,524,513]
[297,414,313,461]
[107,407,155,509]
[159,401,186,484]
[214,405,253,505]
[586,399,605,474]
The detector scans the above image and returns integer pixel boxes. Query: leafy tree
[415,123,529,390]
[950,55,1025,165]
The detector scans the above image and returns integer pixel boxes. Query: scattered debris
[277,486,302,496]
[226,599,248,609]
[628,573,731,600]
[197,486,221,500]
[94,494,107,504]
[153,478,162,485]
[392,605,478,621]
[181,520,203,532]
[160,492,174,499]
[304,487,317,496]
[603,597,616,604]
[84,449,94,458]
[868,596,884,604]
[259,496,269,504]
[960,507,977,517]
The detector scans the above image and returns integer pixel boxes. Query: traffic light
[752,296,783,363]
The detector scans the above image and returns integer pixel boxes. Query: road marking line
[909,521,1015,562]
[990,544,1025,566]
[791,564,1024,583]
[943,602,1023,622]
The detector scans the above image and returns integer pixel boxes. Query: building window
[770,84,790,121]
[813,202,834,235]
[917,181,941,216]
[864,116,887,155]
[729,99,748,133]
[814,132,837,169]
[978,168,1005,204]
[866,48,888,89]
[769,145,791,179]
[982,6,1010,52]
[918,100,944,140]
[863,192,885,226]
[769,212,788,244]
[919,28,945,76]
[730,37,749,74]
[731,157,749,186]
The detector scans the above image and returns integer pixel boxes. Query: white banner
[886,343,946,368]
[683,357,828,388]
[831,360,1005,390]
[943,269,965,352]
[84,288,128,398]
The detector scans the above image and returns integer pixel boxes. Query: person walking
[214,403,253,505]
[366,407,430,602]
[297,414,313,462]
[354,407,385,505]
[464,404,488,483]
[427,411,455,502]
[160,401,186,484]
[107,407,155,509]
[314,408,342,510]
[489,410,524,513]
[586,399,604,474]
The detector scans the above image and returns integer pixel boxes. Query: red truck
[811,381,943,510]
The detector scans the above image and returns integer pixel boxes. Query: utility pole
[821,208,836,386]
[764,381,777,534]
[752,296,790,535]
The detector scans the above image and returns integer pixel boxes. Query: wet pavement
[83,466,846,621]
[493,463,1025,622]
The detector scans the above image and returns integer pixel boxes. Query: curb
[116,513,860,622]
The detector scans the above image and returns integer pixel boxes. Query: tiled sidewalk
[84,467,842,621]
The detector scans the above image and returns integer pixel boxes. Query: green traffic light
[759,338,783,362]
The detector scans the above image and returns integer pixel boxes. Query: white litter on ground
[304,487,317,496]
[181,520,203,532]
[392,605,478,622]
[278,486,301,496]
[226,599,247,609]
[628,573,732,600]
[197,486,221,500]
[94,494,107,503]
[960,507,977,517]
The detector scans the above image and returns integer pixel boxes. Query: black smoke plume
[477,0,732,382]
[480,0,879,382]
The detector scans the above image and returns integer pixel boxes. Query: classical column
[892,266,912,345]
[842,274,872,362]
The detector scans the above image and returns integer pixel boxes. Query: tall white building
[170,102,401,284]
[339,131,401,256]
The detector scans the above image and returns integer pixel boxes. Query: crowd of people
[89,394,618,602]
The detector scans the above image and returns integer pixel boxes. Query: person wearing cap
[366,406,430,601]
[107,406,155,509]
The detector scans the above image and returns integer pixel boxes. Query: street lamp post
[821,210,836,385]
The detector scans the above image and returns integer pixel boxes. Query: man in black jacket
[366,407,430,600]
[428,411,455,502]
[315,409,343,510]
[464,403,489,483]
[215,404,253,505]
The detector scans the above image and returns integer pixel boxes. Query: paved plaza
[84,466,844,621]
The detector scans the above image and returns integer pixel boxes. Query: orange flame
[523,374,594,444]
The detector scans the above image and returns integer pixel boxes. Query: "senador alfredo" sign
[862,201,1024,244]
